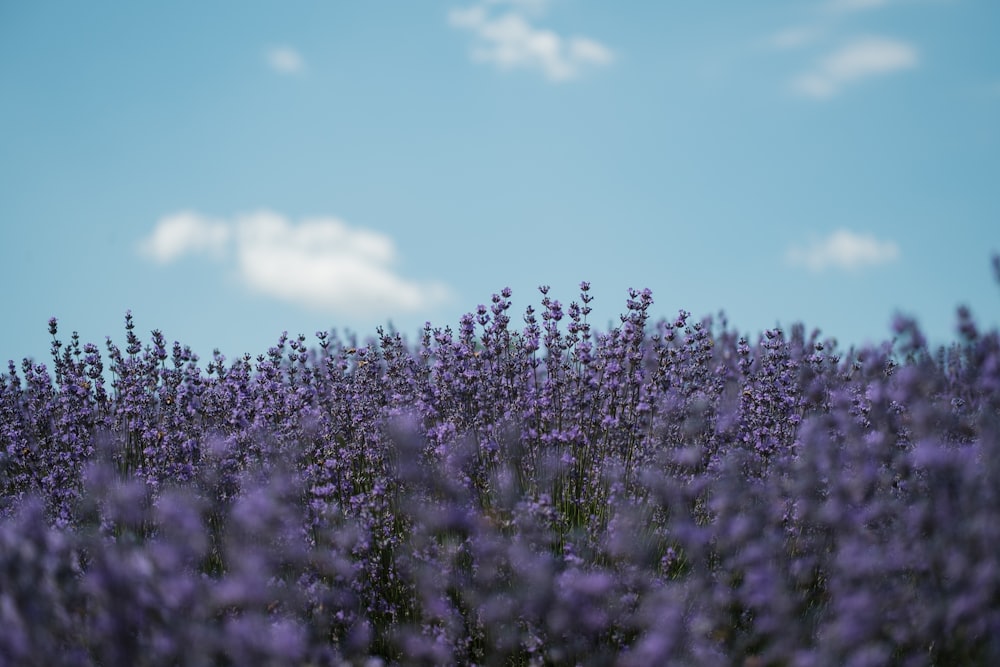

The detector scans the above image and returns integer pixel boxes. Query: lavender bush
[2,264,999,666]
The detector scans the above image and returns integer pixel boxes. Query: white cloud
[786,229,900,272]
[448,2,613,82]
[138,211,231,264]
[265,46,305,75]
[139,211,452,315]
[792,36,918,98]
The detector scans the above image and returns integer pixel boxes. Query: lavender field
[2,269,1000,666]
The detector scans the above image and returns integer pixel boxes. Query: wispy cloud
[448,1,613,82]
[786,229,900,272]
[265,46,305,75]
[764,0,942,99]
[139,211,452,316]
[138,211,231,263]
[792,36,918,99]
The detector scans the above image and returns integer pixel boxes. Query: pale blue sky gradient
[2,0,998,367]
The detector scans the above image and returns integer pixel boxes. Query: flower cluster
[1,270,999,665]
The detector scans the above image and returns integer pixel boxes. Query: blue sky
[2,0,998,368]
